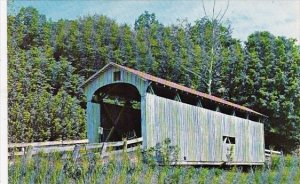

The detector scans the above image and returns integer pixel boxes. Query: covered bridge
[82,62,266,165]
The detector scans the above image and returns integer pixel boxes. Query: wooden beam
[197,100,203,107]
[246,113,249,120]
[102,103,123,137]
[147,85,155,95]
[174,93,181,102]
[9,137,143,157]
[93,84,119,103]
[105,103,127,142]
[102,103,115,125]
[9,139,88,148]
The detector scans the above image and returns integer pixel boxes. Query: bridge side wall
[145,94,265,164]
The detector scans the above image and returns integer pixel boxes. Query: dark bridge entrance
[92,83,141,142]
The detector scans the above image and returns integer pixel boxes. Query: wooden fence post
[21,142,25,155]
[123,138,127,153]
[101,143,107,156]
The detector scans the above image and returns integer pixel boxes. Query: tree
[134,11,159,30]
[14,7,40,49]
[198,0,230,94]
[244,31,300,150]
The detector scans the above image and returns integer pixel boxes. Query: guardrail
[8,139,89,156]
[265,149,283,157]
[100,137,143,157]
[8,137,143,158]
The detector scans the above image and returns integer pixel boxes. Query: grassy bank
[8,149,300,184]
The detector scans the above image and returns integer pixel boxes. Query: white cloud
[227,0,300,43]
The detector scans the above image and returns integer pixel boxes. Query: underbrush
[9,149,300,184]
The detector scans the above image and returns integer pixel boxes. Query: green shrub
[271,154,281,169]
[143,138,180,166]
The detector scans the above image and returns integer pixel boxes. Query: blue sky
[11,0,300,44]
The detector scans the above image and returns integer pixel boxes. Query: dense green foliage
[243,33,300,150]
[8,150,300,183]
[8,8,86,142]
[8,7,300,151]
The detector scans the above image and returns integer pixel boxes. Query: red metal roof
[84,62,265,117]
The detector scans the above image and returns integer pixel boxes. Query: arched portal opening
[91,83,141,142]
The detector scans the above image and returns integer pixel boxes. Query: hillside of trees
[8,7,300,152]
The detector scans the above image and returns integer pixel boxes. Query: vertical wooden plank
[86,102,100,143]
[194,107,200,160]
[141,96,147,148]
[208,111,214,161]
[214,112,222,161]
[236,119,241,162]
[260,123,265,162]
[145,94,153,147]
[201,107,209,161]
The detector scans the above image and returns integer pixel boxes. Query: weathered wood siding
[84,66,148,143]
[86,102,100,143]
[145,94,264,164]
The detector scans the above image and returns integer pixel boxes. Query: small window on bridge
[113,71,121,81]
[223,136,235,144]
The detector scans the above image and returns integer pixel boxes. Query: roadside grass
[8,151,299,184]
